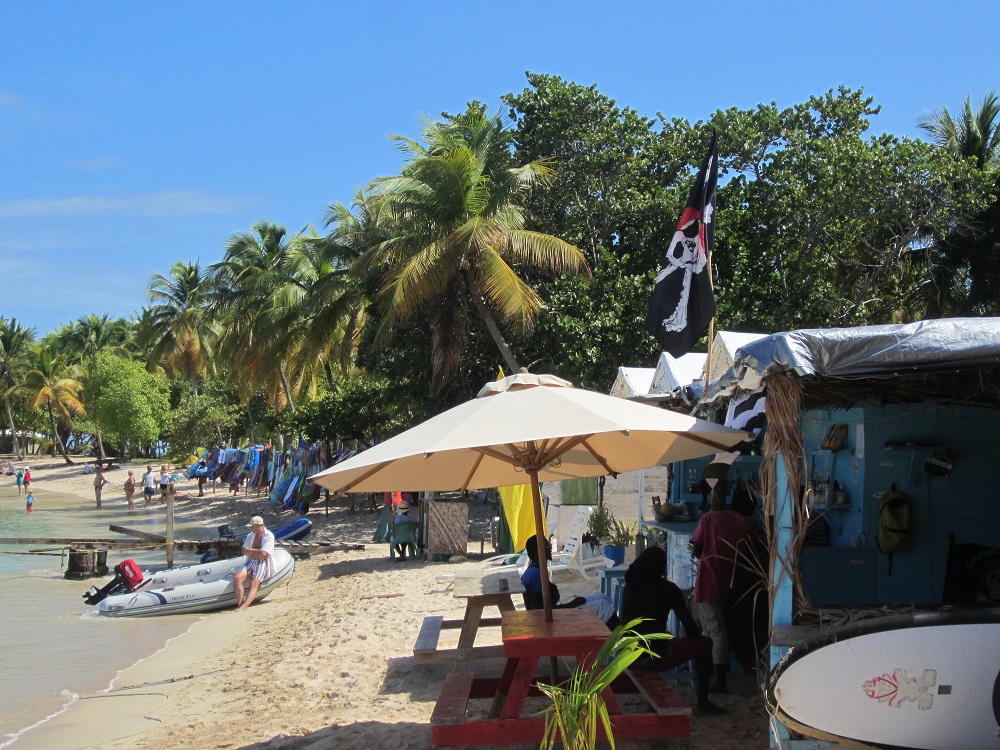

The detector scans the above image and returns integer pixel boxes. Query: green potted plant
[603,517,636,566]
[537,618,668,750]
[586,504,615,542]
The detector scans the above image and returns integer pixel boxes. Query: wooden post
[165,482,175,568]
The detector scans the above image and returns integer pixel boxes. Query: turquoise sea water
[0,475,210,747]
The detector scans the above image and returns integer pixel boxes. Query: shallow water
[0,475,212,747]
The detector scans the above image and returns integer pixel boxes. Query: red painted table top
[501,608,610,658]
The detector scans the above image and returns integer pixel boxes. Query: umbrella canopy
[310,373,750,494]
[310,373,750,620]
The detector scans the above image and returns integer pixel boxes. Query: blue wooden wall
[801,402,1000,606]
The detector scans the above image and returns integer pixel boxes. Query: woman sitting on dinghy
[234,516,275,611]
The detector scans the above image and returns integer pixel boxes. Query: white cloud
[0,190,253,219]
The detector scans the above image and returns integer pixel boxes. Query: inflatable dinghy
[84,549,294,617]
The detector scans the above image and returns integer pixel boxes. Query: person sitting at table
[620,546,724,716]
[521,536,619,627]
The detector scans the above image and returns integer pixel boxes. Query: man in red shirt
[690,471,760,694]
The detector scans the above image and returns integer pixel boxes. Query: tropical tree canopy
[350,106,591,391]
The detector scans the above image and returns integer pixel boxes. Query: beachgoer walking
[25,491,34,512]
[15,468,24,495]
[93,466,107,508]
[23,468,31,491]
[159,465,169,500]
[124,470,136,509]
[141,465,156,507]
[234,516,275,611]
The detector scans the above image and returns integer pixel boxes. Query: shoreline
[4,456,769,749]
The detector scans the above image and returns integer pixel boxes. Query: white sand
[10,457,769,749]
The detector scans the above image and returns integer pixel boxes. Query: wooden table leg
[457,602,484,649]
[487,657,520,718]
[500,656,540,720]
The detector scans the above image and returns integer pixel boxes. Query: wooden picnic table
[431,608,691,747]
[413,570,525,663]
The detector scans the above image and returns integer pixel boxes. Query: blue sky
[2,1,998,336]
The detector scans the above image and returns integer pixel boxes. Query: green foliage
[607,518,638,548]
[293,373,411,445]
[537,618,668,750]
[710,87,991,329]
[586,504,615,541]
[83,353,169,446]
[585,505,636,546]
[164,391,241,459]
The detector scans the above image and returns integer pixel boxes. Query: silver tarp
[721,318,1000,394]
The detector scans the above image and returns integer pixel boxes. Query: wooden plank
[431,715,689,747]
[108,525,166,542]
[414,615,444,655]
[430,671,475,726]
[412,645,506,664]
[441,617,501,630]
[625,669,692,716]
[433,717,547,747]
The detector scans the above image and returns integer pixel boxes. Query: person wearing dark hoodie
[620,546,724,716]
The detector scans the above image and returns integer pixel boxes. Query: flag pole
[703,130,718,403]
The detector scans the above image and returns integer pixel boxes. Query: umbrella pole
[529,474,560,685]
[529,475,554,621]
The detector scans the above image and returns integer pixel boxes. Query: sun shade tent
[309,372,750,619]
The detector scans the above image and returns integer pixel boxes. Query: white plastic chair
[548,506,614,581]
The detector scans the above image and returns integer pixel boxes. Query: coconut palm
[918,92,1000,315]
[269,230,368,394]
[211,222,301,411]
[0,318,35,459]
[918,92,1000,169]
[23,344,85,464]
[142,261,219,397]
[354,109,590,391]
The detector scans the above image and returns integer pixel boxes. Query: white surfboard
[768,611,1000,750]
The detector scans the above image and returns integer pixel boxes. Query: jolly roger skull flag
[645,132,718,356]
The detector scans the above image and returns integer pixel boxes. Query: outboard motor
[83,558,145,605]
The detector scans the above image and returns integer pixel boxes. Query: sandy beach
[6,457,770,750]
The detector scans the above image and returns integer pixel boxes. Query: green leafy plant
[607,518,637,548]
[537,618,669,750]
[586,504,615,541]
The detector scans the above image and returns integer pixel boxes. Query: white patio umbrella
[310,373,750,619]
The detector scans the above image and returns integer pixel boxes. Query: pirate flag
[646,132,718,356]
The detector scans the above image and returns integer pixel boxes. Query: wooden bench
[431,671,476,725]
[625,669,692,717]
[415,615,445,656]
[414,615,506,662]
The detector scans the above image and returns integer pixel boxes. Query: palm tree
[918,92,1000,314]
[918,92,1000,169]
[284,224,370,391]
[142,261,219,397]
[211,222,307,411]
[0,318,35,459]
[23,344,85,464]
[353,108,590,391]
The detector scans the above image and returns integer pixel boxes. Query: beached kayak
[88,549,295,617]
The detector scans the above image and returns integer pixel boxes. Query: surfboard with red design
[766,609,1000,749]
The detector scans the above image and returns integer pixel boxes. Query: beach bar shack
[709,318,1000,748]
